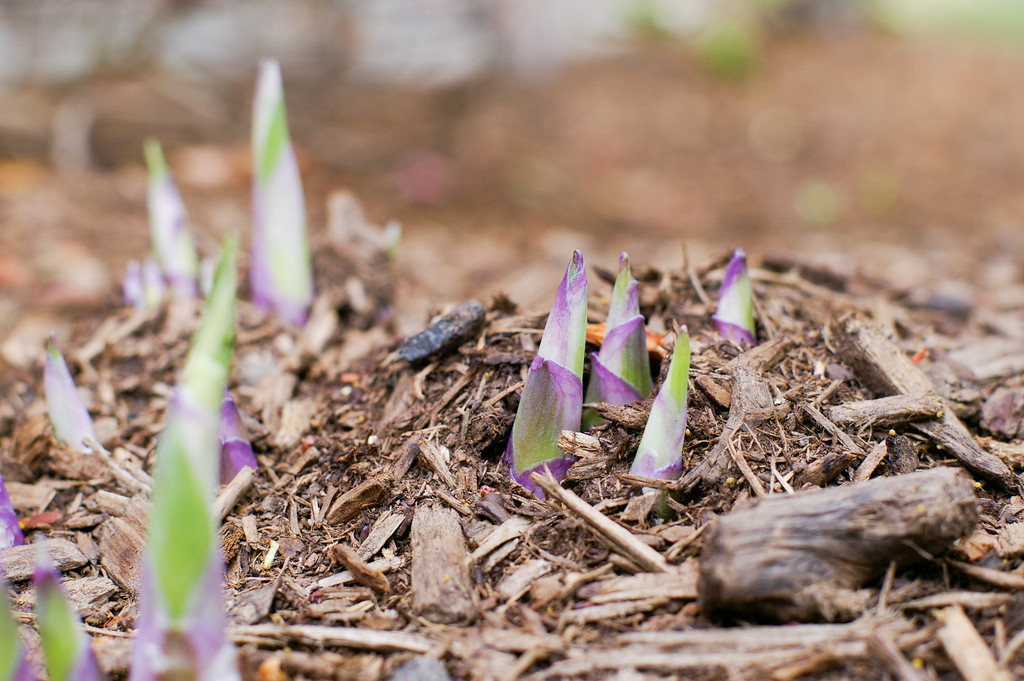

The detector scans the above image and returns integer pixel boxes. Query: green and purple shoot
[713,248,756,345]
[251,58,313,326]
[630,327,690,483]
[505,250,587,497]
[129,236,241,681]
[0,580,33,681]
[44,334,97,454]
[34,547,102,681]
[0,471,23,550]
[145,139,200,299]
[583,252,652,427]
[219,388,257,484]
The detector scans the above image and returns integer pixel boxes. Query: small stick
[214,465,255,522]
[802,404,867,455]
[935,605,1013,681]
[867,633,930,681]
[727,439,765,497]
[530,472,670,573]
[84,436,152,495]
[829,393,944,428]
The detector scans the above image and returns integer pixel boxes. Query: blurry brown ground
[2,30,1024,356]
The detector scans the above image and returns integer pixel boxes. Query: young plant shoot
[219,388,257,484]
[713,248,756,345]
[124,260,145,310]
[0,472,23,550]
[0,582,33,681]
[630,327,690,482]
[505,251,587,497]
[145,139,200,299]
[45,334,97,454]
[142,257,166,310]
[129,237,241,681]
[251,58,313,326]
[34,548,102,681]
[583,253,652,427]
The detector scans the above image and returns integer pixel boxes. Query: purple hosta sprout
[251,59,313,326]
[630,327,691,483]
[0,472,23,550]
[34,547,102,681]
[219,388,257,484]
[713,248,756,345]
[1,582,34,681]
[145,139,200,299]
[583,253,653,427]
[124,260,144,309]
[505,251,587,497]
[45,334,96,454]
[130,237,240,681]
[142,257,166,310]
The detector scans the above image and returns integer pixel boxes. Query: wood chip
[331,543,390,594]
[97,515,146,595]
[0,538,88,582]
[410,501,476,623]
[358,510,405,559]
[469,516,531,565]
[853,440,888,483]
[530,472,670,574]
[935,604,1013,681]
[417,439,457,489]
[326,478,388,525]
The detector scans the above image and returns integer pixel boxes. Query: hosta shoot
[713,248,756,345]
[145,139,199,298]
[250,58,313,326]
[34,547,102,681]
[0,472,23,550]
[583,253,652,427]
[0,582,33,681]
[219,388,257,484]
[630,327,690,482]
[129,236,240,681]
[44,334,97,454]
[505,250,587,497]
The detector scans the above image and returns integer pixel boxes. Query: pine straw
[2,246,1024,681]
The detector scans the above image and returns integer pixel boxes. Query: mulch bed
[3,236,1024,681]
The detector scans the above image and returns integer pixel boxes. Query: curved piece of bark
[698,467,978,622]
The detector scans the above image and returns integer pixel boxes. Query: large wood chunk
[699,468,977,622]
[410,501,476,624]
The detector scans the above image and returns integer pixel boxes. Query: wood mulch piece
[3,244,1024,681]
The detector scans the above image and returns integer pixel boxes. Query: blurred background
[2,0,1024,356]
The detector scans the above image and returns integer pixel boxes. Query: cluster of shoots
[508,247,755,497]
[123,59,314,327]
[7,240,246,680]
[125,140,202,309]
[10,57,326,681]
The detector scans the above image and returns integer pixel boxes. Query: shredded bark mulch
[3,239,1024,681]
